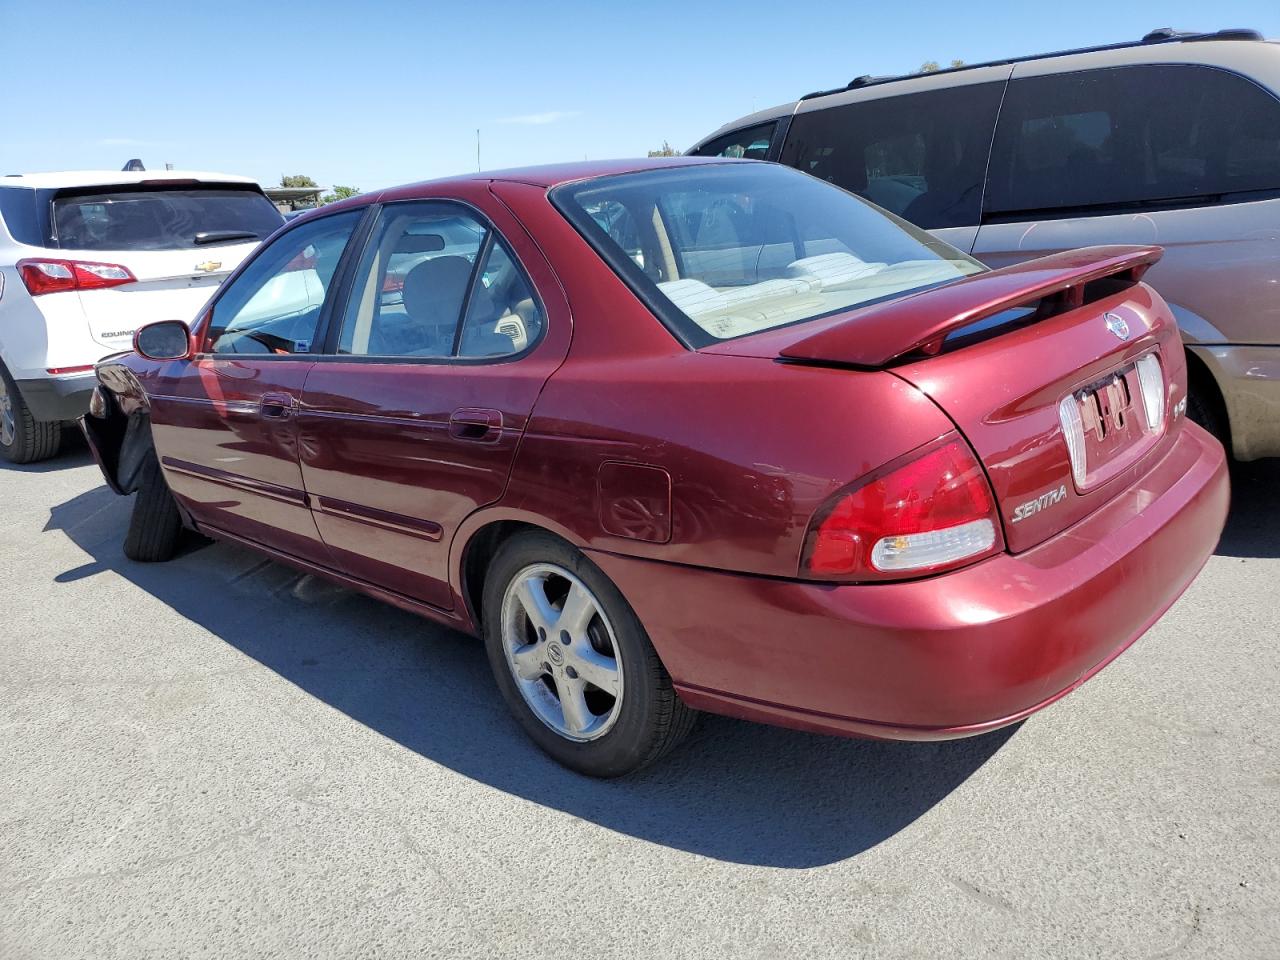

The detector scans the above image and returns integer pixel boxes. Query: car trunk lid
[703,245,1188,552]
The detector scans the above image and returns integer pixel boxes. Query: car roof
[693,31,1280,151]
[289,157,753,223]
[378,156,736,195]
[0,170,261,190]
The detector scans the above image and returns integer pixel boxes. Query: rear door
[972,63,1280,345]
[149,208,365,564]
[777,70,1009,252]
[48,183,284,350]
[296,192,570,610]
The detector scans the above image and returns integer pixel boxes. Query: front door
[297,197,569,609]
[151,209,365,564]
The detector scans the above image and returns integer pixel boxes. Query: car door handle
[260,392,295,419]
[449,407,503,442]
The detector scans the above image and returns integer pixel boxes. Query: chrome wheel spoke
[570,645,620,697]
[556,675,593,735]
[557,580,597,637]
[515,575,556,635]
[509,642,545,681]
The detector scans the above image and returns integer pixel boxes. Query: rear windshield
[551,163,984,346]
[52,186,283,251]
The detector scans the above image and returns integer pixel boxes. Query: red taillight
[802,435,1002,580]
[46,365,95,375]
[17,259,136,296]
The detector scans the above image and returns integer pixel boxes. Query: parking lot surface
[2,436,1278,959]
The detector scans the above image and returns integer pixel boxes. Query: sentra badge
[1011,484,1068,524]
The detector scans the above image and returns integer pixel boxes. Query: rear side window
[0,187,41,245]
[779,82,1005,229]
[986,65,1280,217]
[692,122,777,160]
[337,202,542,360]
[51,186,283,251]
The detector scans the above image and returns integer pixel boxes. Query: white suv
[0,170,284,462]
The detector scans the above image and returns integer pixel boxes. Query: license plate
[1060,362,1153,489]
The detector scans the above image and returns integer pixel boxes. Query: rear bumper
[15,374,96,422]
[1192,343,1280,461]
[588,422,1229,740]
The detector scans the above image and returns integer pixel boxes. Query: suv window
[0,187,41,246]
[779,82,1005,229]
[986,65,1280,217]
[51,185,283,251]
[206,210,362,355]
[338,202,540,359]
[692,122,777,160]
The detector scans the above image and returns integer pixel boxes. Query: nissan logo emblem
[1105,312,1130,341]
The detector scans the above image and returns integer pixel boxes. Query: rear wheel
[0,366,61,464]
[482,532,695,777]
[1187,387,1228,449]
[123,455,183,562]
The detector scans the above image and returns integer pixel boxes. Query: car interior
[574,172,982,341]
[339,212,541,359]
[208,211,542,359]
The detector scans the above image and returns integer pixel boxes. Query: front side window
[779,82,1005,229]
[986,65,1280,217]
[206,210,362,355]
[52,185,283,251]
[692,121,777,160]
[338,202,541,359]
[553,163,984,346]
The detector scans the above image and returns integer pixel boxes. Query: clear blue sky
[2,0,1278,191]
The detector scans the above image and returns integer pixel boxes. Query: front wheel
[123,455,183,562]
[482,533,695,777]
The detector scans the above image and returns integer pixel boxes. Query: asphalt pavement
[2,433,1278,959]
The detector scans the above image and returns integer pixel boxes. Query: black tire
[0,364,61,464]
[123,455,183,562]
[481,532,696,777]
[1187,386,1228,450]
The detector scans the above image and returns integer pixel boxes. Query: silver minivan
[694,29,1280,459]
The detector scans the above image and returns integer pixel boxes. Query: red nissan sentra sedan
[81,157,1228,777]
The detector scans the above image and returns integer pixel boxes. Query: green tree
[915,59,965,74]
[647,141,679,157]
[320,185,361,204]
[280,174,318,188]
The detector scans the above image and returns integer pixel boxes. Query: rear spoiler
[778,245,1163,368]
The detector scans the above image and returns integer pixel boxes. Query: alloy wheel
[500,563,624,742]
[0,375,14,448]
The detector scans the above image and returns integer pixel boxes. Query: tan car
[694,28,1280,459]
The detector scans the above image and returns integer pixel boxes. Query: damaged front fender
[79,360,157,496]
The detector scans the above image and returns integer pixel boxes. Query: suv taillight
[801,435,1002,581]
[17,258,136,296]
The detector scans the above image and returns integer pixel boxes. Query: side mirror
[134,320,193,361]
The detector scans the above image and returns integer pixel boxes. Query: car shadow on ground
[45,481,1018,868]
[1216,457,1280,559]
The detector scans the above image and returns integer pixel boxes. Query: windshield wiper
[194,230,262,246]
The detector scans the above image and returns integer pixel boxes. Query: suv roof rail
[797,27,1265,102]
